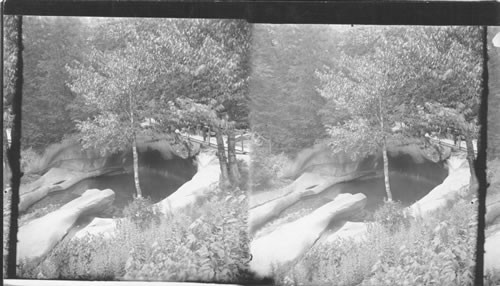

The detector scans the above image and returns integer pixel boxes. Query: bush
[373,200,411,234]
[20,234,128,280]
[237,159,250,191]
[250,145,290,191]
[124,187,251,283]
[485,270,500,286]
[17,186,250,282]
[21,147,41,174]
[362,199,476,286]
[122,196,161,230]
[271,198,477,286]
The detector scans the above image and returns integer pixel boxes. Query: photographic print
[2,3,499,285]
[248,24,492,285]
[3,16,252,283]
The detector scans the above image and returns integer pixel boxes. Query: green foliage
[122,197,161,230]
[2,15,21,109]
[250,144,290,191]
[237,159,250,191]
[39,235,127,280]
[20,148,41,174]
[250,25,334,154]
[316,26,482,161]
[21,17,89,150]
[485,270,500,286]
[272,198,477,286]
[19,186,251,282]
[124,187,251,282]
[373,201,411,234]
[364,199,476,286]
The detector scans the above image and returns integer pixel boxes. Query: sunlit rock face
[17,188,115,262]
[249,172,363,233]
[486,159,500,227]
[322,221,369,244]
[485,229,500,273]
[19,168,115,212]
[409,157,470,218]
[73,217,117,240]
[155,152,220,215]
[250,193,367,277]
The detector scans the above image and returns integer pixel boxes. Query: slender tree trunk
[132,135,143,198]
[6,15,23,278]
[130,98,142,198]
[379,93,392,202]
[382,138,393,202]
[215,126,230,188]
[464,126,477,191]
[227,128,240,186]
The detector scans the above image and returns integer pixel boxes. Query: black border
[3,0,500,25]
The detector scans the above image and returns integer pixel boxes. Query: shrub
[29,234,128,280]
[123,188,251,283]
[362,199,476,286]
[21,147,41,174]
[250,146,290,191]
[237,159,250,191]
[271,223,392,286]
[271,198,476,286]
[17,185,250,282]
[373,200,410,234]
[122,196,161,230]
[485,270,500,286]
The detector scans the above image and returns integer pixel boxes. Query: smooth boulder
[250,172,330,208]
[20,167,118,212]
[17,188,115,262]
[323,221,369,244]
[73,217,117,240]
[155,153,220,215]
[485,229,500,273]
[250,193,367,277]
[249,172,369,233]
[486,192,500,226]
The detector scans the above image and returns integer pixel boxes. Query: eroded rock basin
[283,172,442,221]
[25,169,193,218]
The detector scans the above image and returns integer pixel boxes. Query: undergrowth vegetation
[18,185,251,282]
[272,197,477,286]
[250,144,290,191]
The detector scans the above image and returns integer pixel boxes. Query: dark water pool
[279,172,444,221]
[25,151,197,217]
